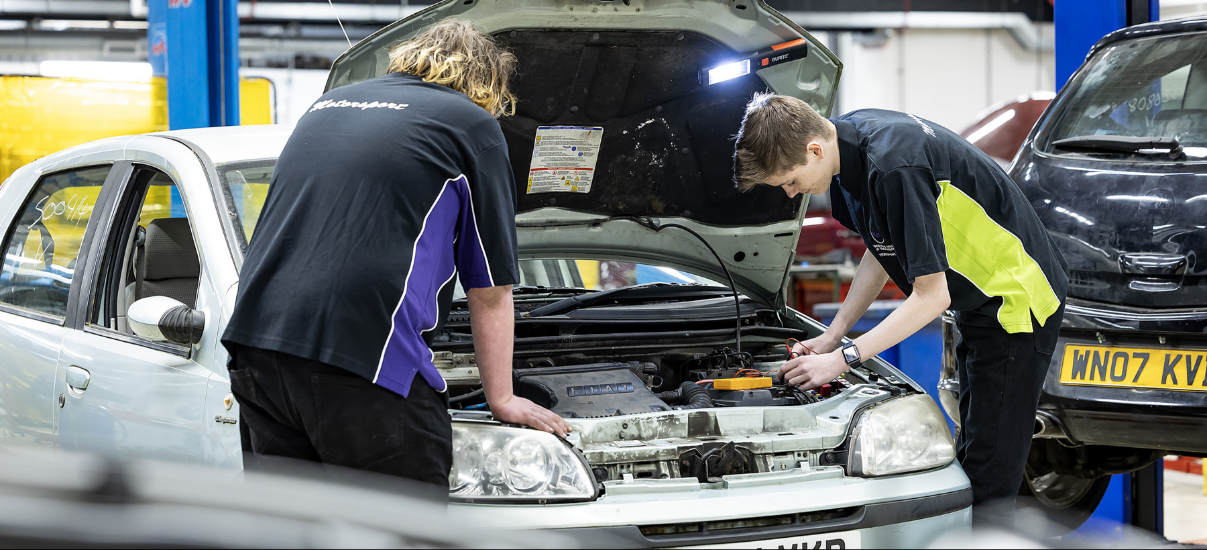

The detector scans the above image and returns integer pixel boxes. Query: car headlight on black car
[848,395,956,477]
[449,423,597,502]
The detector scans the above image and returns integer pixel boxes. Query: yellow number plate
[1061,344,1207,392]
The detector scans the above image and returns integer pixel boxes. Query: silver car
[0,0,971,547]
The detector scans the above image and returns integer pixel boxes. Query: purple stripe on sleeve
[455,180,495,289]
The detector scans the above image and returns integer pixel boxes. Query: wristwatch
[841,342,862,367]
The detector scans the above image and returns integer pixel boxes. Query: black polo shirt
[828,109,1068,332]
[222,73,520,398]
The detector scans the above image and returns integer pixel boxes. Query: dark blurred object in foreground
[0,447,584,548]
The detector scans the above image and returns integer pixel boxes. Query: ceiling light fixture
[39,20,113,30]
[39,60,153,83]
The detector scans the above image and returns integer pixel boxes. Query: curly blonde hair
[387,19,517,117]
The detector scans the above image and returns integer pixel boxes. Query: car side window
[0,166,109,319]
[90,167,201,335]
[217,159,274,251]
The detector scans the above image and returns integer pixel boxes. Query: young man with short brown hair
[734,93,1067,520]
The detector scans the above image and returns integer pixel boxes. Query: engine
[514,363,672,418]
[504,349,853,419]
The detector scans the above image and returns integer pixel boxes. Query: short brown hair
[732,93,834,192]
[387,19,517,117]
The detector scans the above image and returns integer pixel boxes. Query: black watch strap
[841,343,861,367]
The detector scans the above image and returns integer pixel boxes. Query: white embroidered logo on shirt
[309,99,409,113]
[907,114,937,137]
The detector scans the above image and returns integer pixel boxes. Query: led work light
[703,38,810,85]
[707,59,751,85]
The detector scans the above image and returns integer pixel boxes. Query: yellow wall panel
[576,260,601,290]
[240,77,274,126]
[1,76,166,183]
[1,75,274,184]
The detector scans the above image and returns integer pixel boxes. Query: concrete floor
[1165,470,1207,544]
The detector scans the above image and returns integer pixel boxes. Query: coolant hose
[672,381,713,410]
[449,388,485,404]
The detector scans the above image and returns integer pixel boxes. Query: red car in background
[959,91,1055,166]
[795,191,866,264]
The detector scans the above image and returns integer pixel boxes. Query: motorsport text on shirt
[222,72,520,397]
[828,109,1069,332]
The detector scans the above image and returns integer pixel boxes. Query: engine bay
[437,285,912,422]
[443,343,900,419]
[509,357,851,419]
[434,286,920,484]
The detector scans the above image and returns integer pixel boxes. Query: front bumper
[1037,332,1207,453]
[450,462,971,548]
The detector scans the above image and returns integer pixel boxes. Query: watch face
[843,345,859,364]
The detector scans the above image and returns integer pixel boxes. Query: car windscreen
[450,260,722,298]
[217,159,274,251]
[1041,31,1207,159]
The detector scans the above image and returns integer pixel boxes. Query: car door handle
[66,366,90,392]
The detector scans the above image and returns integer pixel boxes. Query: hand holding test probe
[776,335,849,390]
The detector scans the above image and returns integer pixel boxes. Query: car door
[0,161,120,450]
[53,157,222,466]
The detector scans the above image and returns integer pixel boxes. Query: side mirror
[128,296,205,345]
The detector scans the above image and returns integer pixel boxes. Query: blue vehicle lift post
[1055,0,1165,538]
[1055,0,1159,89]
[148,0,240,130]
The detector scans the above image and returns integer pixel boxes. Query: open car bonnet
[326,0,842,307]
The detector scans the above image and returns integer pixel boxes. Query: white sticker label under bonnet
[526,126,604,194]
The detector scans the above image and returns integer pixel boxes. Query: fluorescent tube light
[39,20,113,30]
[40,61,152,83]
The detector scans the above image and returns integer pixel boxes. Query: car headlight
[449,423,597,502]
[848,395,956,477]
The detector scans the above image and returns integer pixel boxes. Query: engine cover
[514,363,670,418]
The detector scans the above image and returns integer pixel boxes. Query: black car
[939,16,1207,529]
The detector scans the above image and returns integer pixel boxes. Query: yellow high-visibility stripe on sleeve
[936,180,1060,333]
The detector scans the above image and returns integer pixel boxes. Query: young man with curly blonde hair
[734,93,1067,521]
[223,19,568,489]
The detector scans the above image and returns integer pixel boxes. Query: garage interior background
[0,0,1062,131]
[1,0,1206,145]
[2,0,1206,545]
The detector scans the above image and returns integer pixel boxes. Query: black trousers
[954,303,1064,518]
[227,344,452,492]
